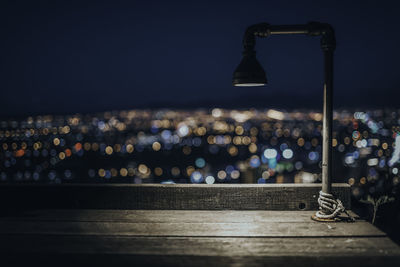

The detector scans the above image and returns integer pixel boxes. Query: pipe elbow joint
[307,22,336,51]
[243,23,270,51]
[320,24,336,51]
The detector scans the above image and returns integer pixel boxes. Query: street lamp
[233,22,352,222]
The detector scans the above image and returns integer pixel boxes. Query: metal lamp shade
[232,52,267,87]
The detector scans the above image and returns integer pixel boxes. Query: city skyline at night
[1,1,400,261]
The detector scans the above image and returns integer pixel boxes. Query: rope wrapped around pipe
[315,190,355,221]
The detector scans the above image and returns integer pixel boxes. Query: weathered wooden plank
[2,254,400,267]
[0,209,360,223]
[0,207,397,266]
[0,235,397,257]
[0,183,350,210]
[0,220,384,237]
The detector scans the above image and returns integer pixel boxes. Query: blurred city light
[0,108,398,202]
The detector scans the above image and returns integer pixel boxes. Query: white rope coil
[315,190,354,221]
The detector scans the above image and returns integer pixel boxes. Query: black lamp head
[232,50,267,87]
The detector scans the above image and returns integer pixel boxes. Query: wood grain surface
[0,183,351,210]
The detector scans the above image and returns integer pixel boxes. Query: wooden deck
[0,184,399,266]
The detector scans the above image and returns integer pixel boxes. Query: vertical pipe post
[321,49,334,194]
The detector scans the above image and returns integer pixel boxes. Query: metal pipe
[269,25,309,35]
[322,50,334,194]
[240,21,336,197]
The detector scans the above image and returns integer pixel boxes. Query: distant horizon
[1,87,398,119]
[1,100,398,121]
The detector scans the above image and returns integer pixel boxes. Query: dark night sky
[1,0,400,117]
